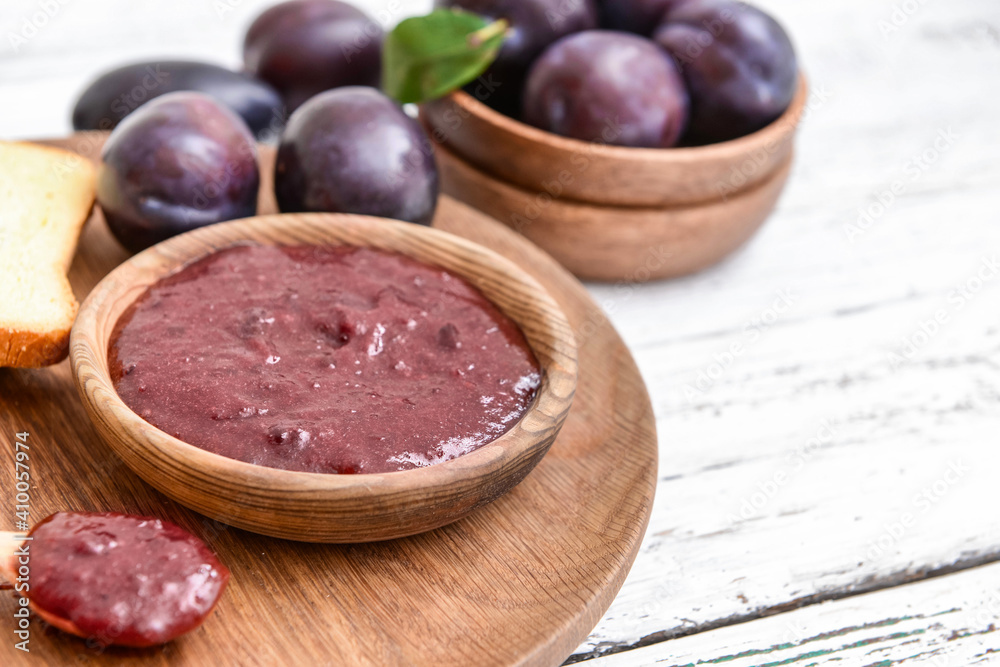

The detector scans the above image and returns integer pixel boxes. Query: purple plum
[435,0,599,115]
[523,31,689,147]
[97,92,260,252]
[655,0,798,143]
[274,87,439,226]
[243,0,383,112]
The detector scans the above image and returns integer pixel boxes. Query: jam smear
[27,512,229,647]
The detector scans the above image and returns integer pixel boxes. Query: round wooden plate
[0,134,657,666]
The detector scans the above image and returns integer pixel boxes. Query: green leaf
[383,9,508,105]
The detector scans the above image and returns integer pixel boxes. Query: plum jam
[27,512,229,647]
[110,245,541,474]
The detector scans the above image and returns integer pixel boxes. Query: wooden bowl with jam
[421,74,809,283]
[70,213,578,543]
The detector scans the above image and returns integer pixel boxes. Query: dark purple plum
[435,0,598,116]
[523,31,689,148]
[243,0,383,112]
[597,0,685,35]
[655,0,798,143]
[72,61,284,140]
[274,87,439,226]
[97,92,260,253]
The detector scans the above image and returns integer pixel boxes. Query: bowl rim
[436,72,809,164]
[70,213,578,501]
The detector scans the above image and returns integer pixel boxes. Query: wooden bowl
[423,74,808,208]
[70,213,578,543]
[421,75,807,282]
[435,144,793,282]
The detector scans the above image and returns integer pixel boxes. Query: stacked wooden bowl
[422,75,808,283]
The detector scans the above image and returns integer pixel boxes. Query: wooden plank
[566,0,1000,658]
[580,562,1000,666]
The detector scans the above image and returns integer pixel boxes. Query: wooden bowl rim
[439,142,796,214]
[440,72,809,165]
[71,213,578,499]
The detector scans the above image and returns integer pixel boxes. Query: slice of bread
[0,141,96,367]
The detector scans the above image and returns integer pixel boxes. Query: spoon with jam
[0,512,229,647]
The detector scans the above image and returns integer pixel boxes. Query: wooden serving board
[0,134,657,666]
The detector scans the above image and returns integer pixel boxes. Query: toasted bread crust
[0,141,96,368]
[0,325,73,368]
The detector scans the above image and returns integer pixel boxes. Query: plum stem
[468,18,509,49]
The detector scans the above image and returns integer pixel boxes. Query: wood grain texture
[72,212,579,543]
[586,562,1000,666]
[0,135,656,664]
[434,143,793,282]
[566,0,1000,657]
[422,76,807,208]
[2,0,999,664]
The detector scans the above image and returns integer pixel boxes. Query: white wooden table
[3,0,999,664]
